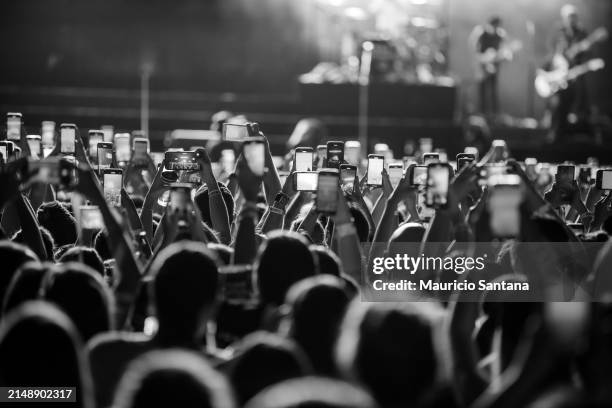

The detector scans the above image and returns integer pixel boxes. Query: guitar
[535,58,605,98]
[475,40,523,80]
[564,27,608,61]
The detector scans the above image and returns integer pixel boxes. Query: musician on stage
[547,5,592,140]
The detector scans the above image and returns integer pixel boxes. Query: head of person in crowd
[40,262,113,342]
[255,231,317,307]
[195,183,236,226]
[37,201,78,247]
[227,332,311,405]
[12,227,55,261]
[93,230,112,261]
[0,301,93,408]
[310,245,342,276]
[112,349,235,408]
[2,261,50,316]
[150,241,220,348]
[286,118,328,150]
[281,275,351,376]
[59,246,105,277]
[243,377,378,408]
[0,240,38,307]
[336,302,446,407]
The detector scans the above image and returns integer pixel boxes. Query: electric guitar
[564,27,608,61]
[475,40,522,80]
[535,58,605,98]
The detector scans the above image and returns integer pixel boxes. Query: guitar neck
[567,63,595,81]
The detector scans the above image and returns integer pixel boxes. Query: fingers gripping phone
[316,169,339,214]
[295,147,314,172]
[243,137,266,176]
[367,154,384,186]
[326,141,344,169]
[103,168,123,207]
[425,163,452,208]
[60,123,77,155]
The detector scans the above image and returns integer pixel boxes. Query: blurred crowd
[1,111,612,408]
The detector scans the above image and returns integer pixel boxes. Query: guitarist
[546,4,595,140]
[470,16,513,120]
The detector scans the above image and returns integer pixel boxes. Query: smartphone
[464,146,479,160]
[59,123,76,155]
[223,123,249,142]
[103,168,123,207]
[578,166,591,185]
[487,175,522,237]
[344,141,361,166]
[80,205,104,230]
[165,151,200,171]
[326,141,344,169]
[13,146,21,159]
[98,143,114,172]
[133,137,150,156]
[26,135,42,157]
[6,112,22,141]
[491,139,508,162]
[114,133,131,162]
[88,130,104,161]
[295,147,314,172]
[132,130,147,139]
[316,169,339,214]
[316,145,327,168]
[101,125,114,143]
[367,154,384,186]
[596,169,612,190]
[295,171,318,192]
[409,165,428,186]
[425,163,452,208]
[340,164,357,194]
[556,165,575,184]
[243,137,266,176]
[388,163,404,188]
[0,141,14,163]
[422,153,440,165]
[41,121,55,148]
[456,153,475,170]
[525,157,538,180]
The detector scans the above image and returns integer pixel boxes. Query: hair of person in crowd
[149,241,220,348]
[0,240,38,307]
[1,261,51,316]
[112,349,235,408]
[12,226,55,261]
[254,230,317,307]
[36,201,78,247]
[59,246,105,277]
[0,301,94,408]
[243,377,378,408]
[226,331,311,405]
[280,275,351,376]
[40,262,114,342]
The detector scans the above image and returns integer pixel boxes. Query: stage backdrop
[1,0,611,118]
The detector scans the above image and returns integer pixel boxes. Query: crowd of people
[1,111,612,408]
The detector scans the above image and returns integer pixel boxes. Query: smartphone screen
[41,121,55,148]
[101,126,114,142]
[597,169,612,190]
[488,184,521,237]
[367,155,384,186]
[60,125,76,154]
[340,164,357,194]
[80,206,104,230]
[133,138,149,155]
[426,164,451,207]
[165,151,199,171]
[88,131,104,160]
[115,134,131,162]
[243,138,265,176]
[6,113,21,141]
[316,171,339,214]
[295,148,314,172]
[326,141,344,169]
[296,172,318,191]
[27,135,42,157]
[388,164,404,188]
[423,153,440,165]
[97,143,114,171]
[410,165,428,186]
[419,138,433,154]
[103,170,123,207]
[556,165,575,185]
[316,145,327,168]
[344,141,361,165]
[223,123,249,141]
